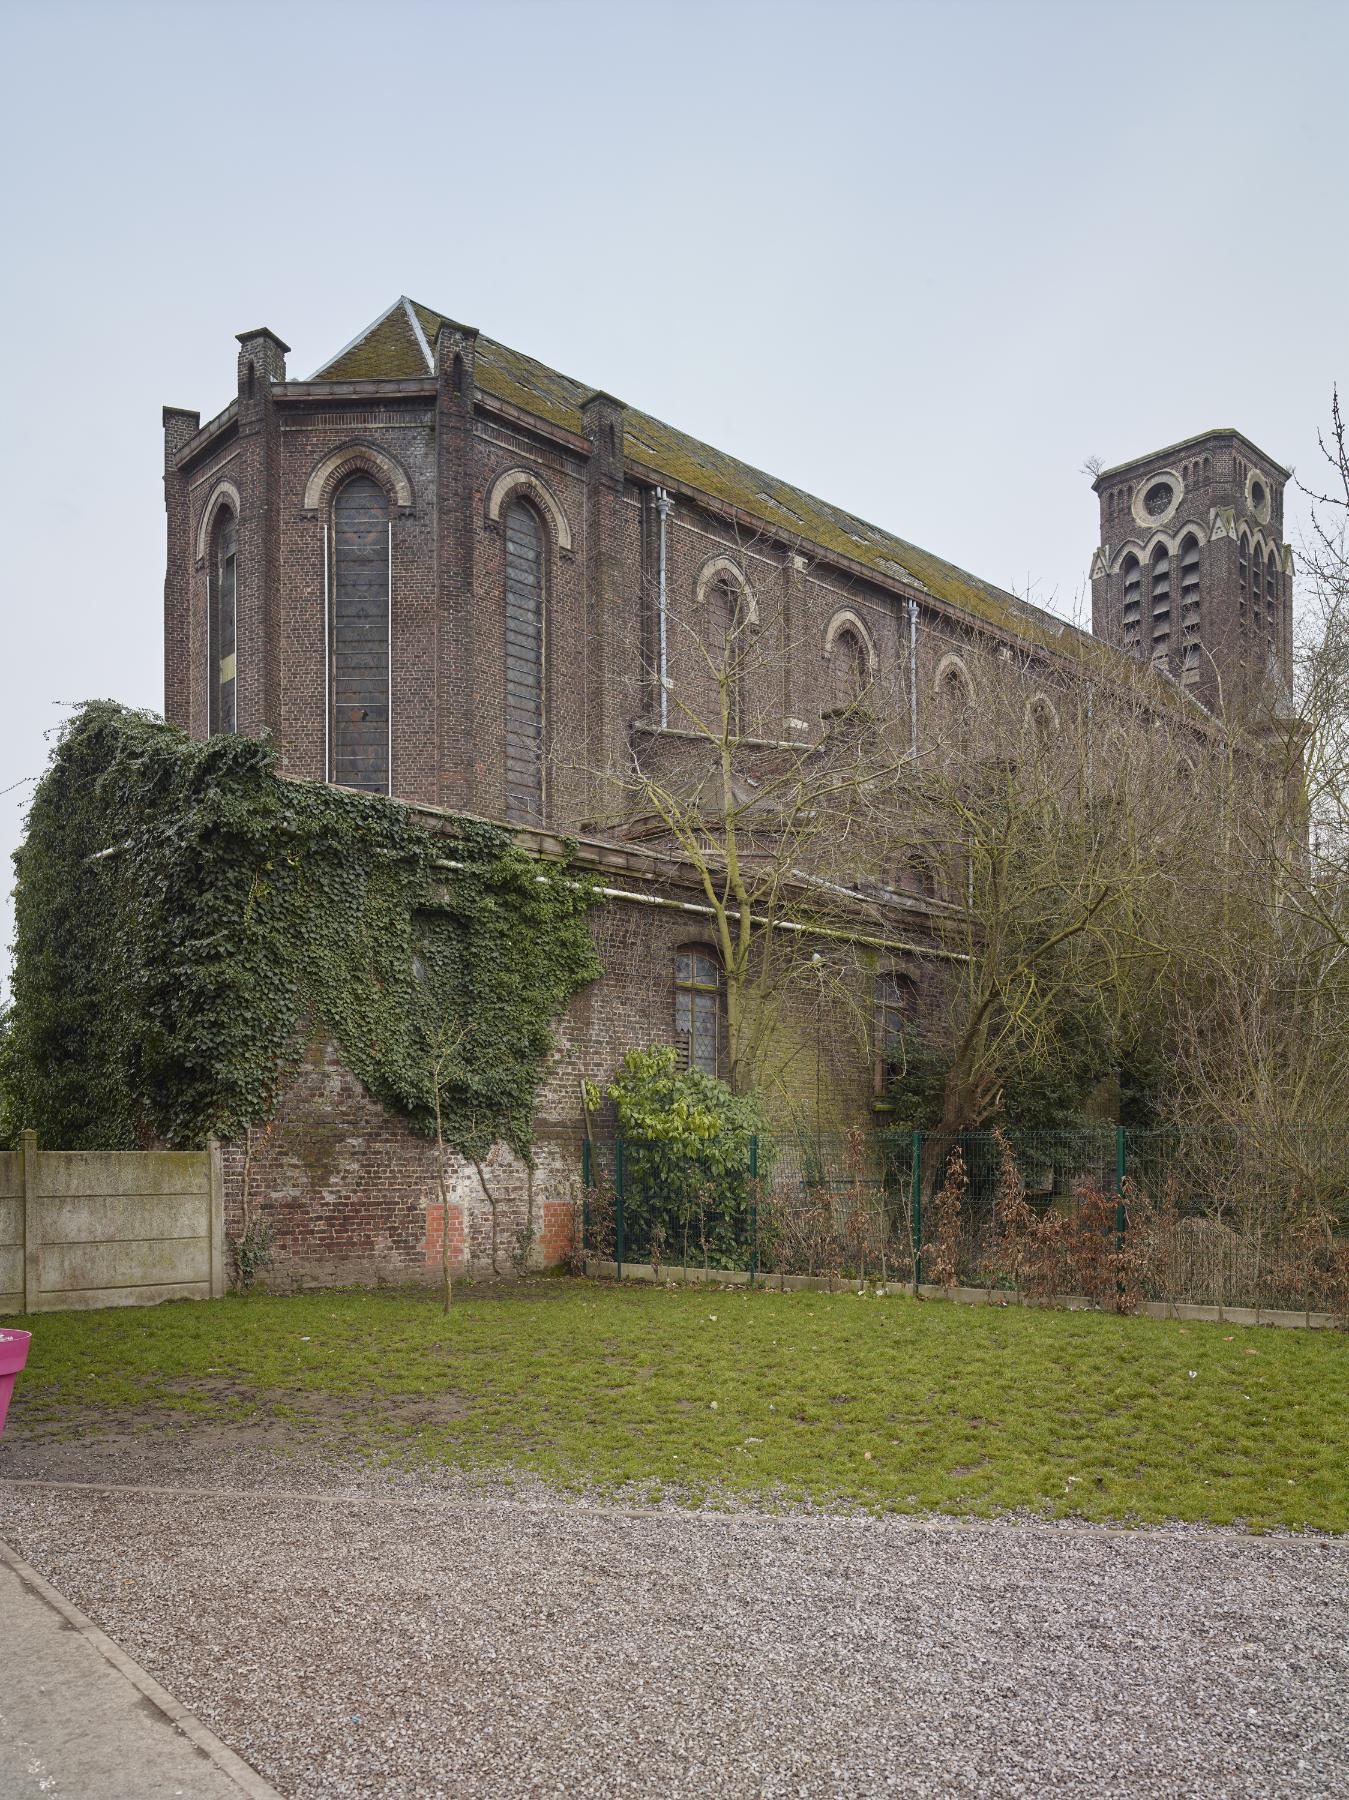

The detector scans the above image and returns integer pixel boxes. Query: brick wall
[221,1039,589,1293]
[218,874,923,1293]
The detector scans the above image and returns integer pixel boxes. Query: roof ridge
[401,296,434,373]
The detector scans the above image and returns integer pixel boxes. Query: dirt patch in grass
[1,1385,474,1485]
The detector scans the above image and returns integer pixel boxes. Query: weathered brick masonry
[167,296,1290,1289]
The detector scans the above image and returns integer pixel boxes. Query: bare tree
[588,519,911,1099]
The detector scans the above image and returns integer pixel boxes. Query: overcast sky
[2,0,1346,1001]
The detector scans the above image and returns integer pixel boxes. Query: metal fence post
[582,1137,592,1254]
[615,1135,625,1281]
[1114,1125,1127,1249]
[909,1130,922,1296]
[749,1135,759,1287]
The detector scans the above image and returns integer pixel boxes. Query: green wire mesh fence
[582,1127,1349,1317]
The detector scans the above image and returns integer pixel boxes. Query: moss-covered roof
[315,296,1117,669]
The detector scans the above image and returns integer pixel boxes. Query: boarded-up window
[331,474,390,793]
[504,500,545,823]
[207,508,237,736]
[674,946,722,1076]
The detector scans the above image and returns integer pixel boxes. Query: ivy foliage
[4,702,601,1154]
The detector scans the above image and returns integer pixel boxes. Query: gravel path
[1,1467,1345,1800]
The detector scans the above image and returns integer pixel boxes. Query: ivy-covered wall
[3,703,601,1156]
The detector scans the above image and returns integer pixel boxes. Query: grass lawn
[3,1279,1345,1532]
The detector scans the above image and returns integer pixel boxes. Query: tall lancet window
[1238,533,1250,637]
[1250,546,1265,654]
[1121,554,1141,651]
[207,508,237,736]
[1265,548,1278,643]
[330,473,390,793]
[1149,544,1171,662]
[504,500,546,823]
[1179,534,1201,682]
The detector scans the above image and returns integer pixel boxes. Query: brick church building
[161,296,1293,1288]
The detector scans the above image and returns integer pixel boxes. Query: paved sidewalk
[0,1538,280,1800]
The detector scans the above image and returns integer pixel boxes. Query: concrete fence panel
[0,1151,20,1313]
[1,1134,225,1315]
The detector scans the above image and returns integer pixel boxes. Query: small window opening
[874,968,916,1085]
[675,946,722,1076]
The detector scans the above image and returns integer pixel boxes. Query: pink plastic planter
[0,1330,31,1439]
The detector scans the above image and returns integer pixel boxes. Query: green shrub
[600,1047,767,1268]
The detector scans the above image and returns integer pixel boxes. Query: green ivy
[4,702,601,1155]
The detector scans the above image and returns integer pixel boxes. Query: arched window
[1149,545,1171,661]
[715,576,748,734]
[674,945,722,1076]
[1178,535,1201,682]
[1265,549,1278,638]
[503,499,546,823]
[1237,532,1250,636]
[207,508,237,736]
[330,473,390,793]
[874,968,916,1084]
[1121,554,1141,650]
[1027,696,1057,745]
[934,658,973,753]
[829,626,870,711]
[1250,545,1264,644]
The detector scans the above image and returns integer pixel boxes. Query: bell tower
[1089,429,1293,712]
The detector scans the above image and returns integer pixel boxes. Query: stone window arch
[329,472,391,793]
[674,944,723,1076]
[303,442,414,515]
[823,609,877,711]
[195,479,242,565]
[693,554,757,621]
[486,467,573,554]
[207,505,237,737]
[503,497,548,824]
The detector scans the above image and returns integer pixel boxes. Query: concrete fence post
[207,1138,226,1298]
[20,1129,39,1315]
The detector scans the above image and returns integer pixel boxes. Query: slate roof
[314,296,1109,668]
